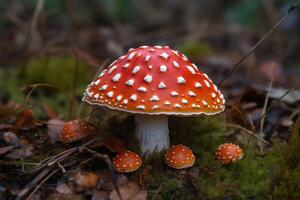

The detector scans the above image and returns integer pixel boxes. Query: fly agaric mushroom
[215,143,243,164]
[113,151,142,173]
[164,144,195,169]
[59,119,95,144]
[82,46,225,154]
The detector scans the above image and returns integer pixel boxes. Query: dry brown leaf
[109,182,147,200]
[0,145,14,156]
[5,144,34,159]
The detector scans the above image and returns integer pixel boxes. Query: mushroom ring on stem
[83,46,225,155]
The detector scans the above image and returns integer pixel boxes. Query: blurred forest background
[0,0,300,200]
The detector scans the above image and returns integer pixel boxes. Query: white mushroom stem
[135,115,170,155]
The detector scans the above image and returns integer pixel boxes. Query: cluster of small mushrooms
[60,46,244,173]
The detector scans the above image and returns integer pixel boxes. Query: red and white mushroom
[215,143,243,164]
[59,119,95,144]
[112,151,142,173]
[164,144,195,169]
[83,46,225,154]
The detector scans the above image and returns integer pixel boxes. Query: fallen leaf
[0,145,14,156]
[109,182,147,200]
[5,144,34,159]
[47,119,65,144]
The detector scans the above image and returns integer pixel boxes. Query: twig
[151,184,162,200]
[79,147,123,200]
[218,0,300,86]
[225,123,270,145]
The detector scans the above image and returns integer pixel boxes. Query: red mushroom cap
[164,144,195,169]
[215,143,243,165]
[112,151,142,173]
[82,46,225,115]
[74,171,100,189]
[59,119,95,144]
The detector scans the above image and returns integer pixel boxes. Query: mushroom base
[135,115,170,155]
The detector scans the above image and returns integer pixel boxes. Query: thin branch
[218,0,300,86]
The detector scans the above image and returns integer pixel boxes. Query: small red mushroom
[74,171,100,189]
[215,143,243,165]
[59,119,95,144]
[112,151,142,173]
[164,144,195,169]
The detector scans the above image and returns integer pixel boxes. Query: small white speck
[191,104,201,108]
[174,104,182,108]
[217,98,220,103]
[160,65,167,72]
[108,65,117,74]
[149,95,160,101]
[144,55,151,62]
[98,71,106,77]
[94,80,100,85]
[202,100,208,106]
[158,82,167,89]
[182,54,188,61]
[112,73,121,82]
[148,65,152,69]
[170,91,178,96]
[140,45,148,48]
[137,87,147,92]
[181,99,188,104]
[152,105,159,110]
[192,64,198,70]
[195,82,202,88]
[123,63,130,68]
[100,84,108,91]
[137,105,145,110]
[122,99,128,105]
[132,66,140,74]
[164,101,171,105]
[212,92,216,98]
[107,91,114,98]
[94,93,99,98]
[204,80,210,87]
[125,79,134,86]
[173,61,179,68]
[144,75,152,83]
[187,66,196,74]
[177,76,186,84]
[117,95,123,101]
[88,92,94,97]
[128,52,136,60]
[160,52,169,60]
[172,50,179,56]
[130,94,137,101]
[149,49,155,52]
[154,45,162,49]
[188,91,196,97]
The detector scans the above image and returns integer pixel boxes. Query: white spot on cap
[152,105,159,110]
[108,66,117,74]
[107,91,114,98]
[125,79,134,86]
[173,61,179,68]
[182,54,188,61]
[181,99,188,104]
[123,63,130,68]
[137,105,145,110]
[130,94,137,101]
[192,64,198,70]
[212,92,216,98]
[192,104,201,108]
[160,65,167,72]
[170,91,178,96]
[174,104,182,108]
[188,91,196,97]
[187,66,196,74]
[160,52,169,60]
[144,75,152,83]
[144,55,151,62]
[177,76,186,84]
[172,50,179,56]
[204,80,210,87]
[202,100,208,106]
[217,98,220,103]
[88,92,94,97]
[155,45,162,49]
[132,66,140,74]
[117,95,123,101]
[149,95,160,101]
[100,84,108,91]
[94,93,99,98]
[158,82,167,89]
[128,52,136,60]
[195,82,202,88]
[137,87,147,92]
[122,99,128,105]
[164,101,170,105]
[94,79,100,85]
[112,73,121,82]
[99,71,105,77]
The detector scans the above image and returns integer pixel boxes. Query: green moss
[178,42,212,59]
